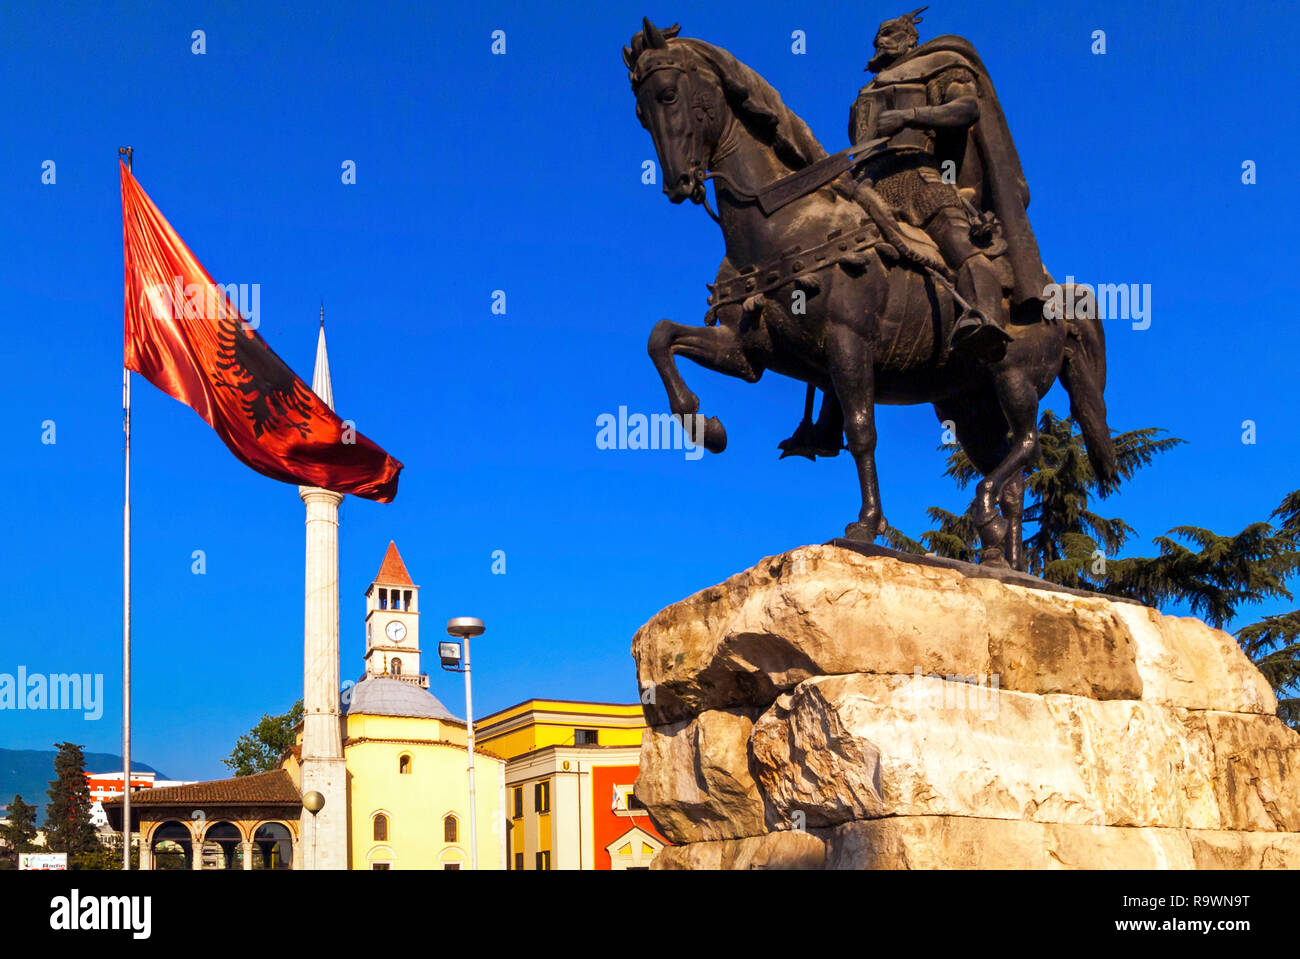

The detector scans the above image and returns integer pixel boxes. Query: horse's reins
[697,134,891,222]
[650,51,967,316]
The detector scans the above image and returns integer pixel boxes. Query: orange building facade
[474,700,670,870]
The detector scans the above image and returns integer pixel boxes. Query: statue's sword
[756,137,889,216]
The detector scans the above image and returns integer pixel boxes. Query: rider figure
[778,8,1052,459]
[849,6,1039,358]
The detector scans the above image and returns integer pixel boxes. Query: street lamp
[443,616,484,870]
[302,791,324,870]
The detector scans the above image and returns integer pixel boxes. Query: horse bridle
[634,54,738,221]
[637,53,889,226]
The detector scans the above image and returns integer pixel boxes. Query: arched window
[399,754,412,775]
[252,823,293,870]
[373,814,389,842]
[443,814,458,843]
[391,657,402,675]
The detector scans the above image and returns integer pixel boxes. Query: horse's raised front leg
[647,319,758,454]
[825,322,883,541]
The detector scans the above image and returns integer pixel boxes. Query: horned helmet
[868,6,928,72]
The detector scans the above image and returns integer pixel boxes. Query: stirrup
[950,312,1011,361]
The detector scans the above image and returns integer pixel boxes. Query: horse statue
[625,19,1116,570]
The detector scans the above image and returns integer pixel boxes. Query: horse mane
[626,26,827,170]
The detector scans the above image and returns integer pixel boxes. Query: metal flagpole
[119,145,133,871]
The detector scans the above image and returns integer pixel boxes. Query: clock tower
[363,541,426,687]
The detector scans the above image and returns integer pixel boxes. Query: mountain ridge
[0,748,168,825]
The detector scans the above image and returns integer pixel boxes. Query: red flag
[120,162,402,502]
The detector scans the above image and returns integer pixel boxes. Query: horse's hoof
[702,416,727,453]
[843,521,878,543]
[777,442,818,461]
[980,546,1010,568]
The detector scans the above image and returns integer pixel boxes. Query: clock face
[385,620,407,643]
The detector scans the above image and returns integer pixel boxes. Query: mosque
[107,317,666,869]
[106,317,506,869]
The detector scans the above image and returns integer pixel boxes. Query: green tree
[1224,492,1300,729]
[893,418,1300,729]
[71,834,140,871]
[1237,612,1300,728]
[885,410,1183,583]
[0,794,39,868]
[222,700,303,776]
[1097,501,1300,730]
[1100,521,1298,628]
[44,743,100,863]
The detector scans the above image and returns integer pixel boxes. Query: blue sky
[1,0,1296,781]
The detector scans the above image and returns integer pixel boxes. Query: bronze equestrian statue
[626,14,1117,570]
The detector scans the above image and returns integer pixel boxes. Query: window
[404,590,413,611]
[536,850,551,870]
[512,786,523,819]
[627,791,646,811]
[534,780,550,814]
[514,852,524,870]
[371,862,390,871]
[398,755,411,775]
[379,588,388,610]
[444,863,460,871]
[391,657,403,675]
[444,815,458,843]
[574,728,599,745]
[373,814,389,842]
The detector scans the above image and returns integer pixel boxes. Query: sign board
[19,852,68,870]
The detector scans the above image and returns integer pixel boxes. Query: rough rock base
[633,546,1300,869]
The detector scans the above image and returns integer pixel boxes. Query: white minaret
[297,305,348,869]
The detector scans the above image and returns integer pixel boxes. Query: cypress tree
[44,742,100,863]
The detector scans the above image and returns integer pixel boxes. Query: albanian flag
[120,162,402,502]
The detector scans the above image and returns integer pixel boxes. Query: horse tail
[1058,300,1117,488]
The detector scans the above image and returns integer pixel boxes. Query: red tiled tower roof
[374,540,413,585]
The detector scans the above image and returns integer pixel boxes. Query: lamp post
[302,790,324,870]
[443,616,484,870]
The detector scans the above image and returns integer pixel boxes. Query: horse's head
[624,19,727,205]
[625,20,827,208]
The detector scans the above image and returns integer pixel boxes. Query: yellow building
[111,541,508,871]
[286,541,507,870]
[108,328,507,870]
[475,700,668,869]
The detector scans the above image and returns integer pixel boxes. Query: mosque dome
[343,676,460,722]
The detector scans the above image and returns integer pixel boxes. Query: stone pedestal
[633,545,1300,869]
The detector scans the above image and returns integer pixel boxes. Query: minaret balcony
[384,671,430,689]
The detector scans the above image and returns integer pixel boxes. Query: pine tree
[1237,612,1300,728]
[0,794,39,867]
[44,742,100,864]
[1228,491,1300,729]
[1101,522,1297,628]
[891,415,1300,729]
[885,410,1183,581]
